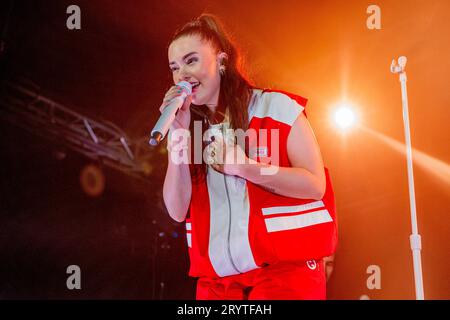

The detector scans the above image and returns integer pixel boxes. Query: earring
[219,65,226,76]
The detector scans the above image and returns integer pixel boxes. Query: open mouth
[191,82,200,92]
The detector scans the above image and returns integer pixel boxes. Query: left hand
[206,135,248,176]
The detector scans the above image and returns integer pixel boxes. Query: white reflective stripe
[186,233,192,248]
[262,201,325,216]
[226,175,258,273]
[186,223,191,231]
[264,209,333,233]
[207,167,241,277]
[207,167,258,277]
[250,91,304,126]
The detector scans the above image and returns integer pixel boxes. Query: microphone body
[149,81,192,146]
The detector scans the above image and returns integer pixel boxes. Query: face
[168,34,223,106]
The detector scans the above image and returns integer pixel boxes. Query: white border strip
[264,209,333,233]
[251,91,304,126]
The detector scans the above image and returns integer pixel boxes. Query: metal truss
[0,79,164,181]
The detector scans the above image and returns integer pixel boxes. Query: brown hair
[169,14,254,179]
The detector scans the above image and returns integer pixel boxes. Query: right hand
[159,85,192,130]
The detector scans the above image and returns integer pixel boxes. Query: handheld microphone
[149,81,192,146]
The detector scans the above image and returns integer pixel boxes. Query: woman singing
[160,14,337,300]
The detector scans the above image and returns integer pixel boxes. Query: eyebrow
[169,52,198,66]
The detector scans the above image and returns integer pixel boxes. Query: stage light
[80,164,105,197]
[333,103,357,130]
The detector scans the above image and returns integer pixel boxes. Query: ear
[217,52,229,65]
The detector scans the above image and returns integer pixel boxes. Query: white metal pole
[391,56,425,300]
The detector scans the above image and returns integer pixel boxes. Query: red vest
[186,89,338,278]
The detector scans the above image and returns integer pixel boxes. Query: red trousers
[196,260,326,300]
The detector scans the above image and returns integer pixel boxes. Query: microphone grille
[177,81,193,95]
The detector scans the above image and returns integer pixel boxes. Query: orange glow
[360,126,450,189]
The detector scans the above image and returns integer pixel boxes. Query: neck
[205,103,218,114]
[206,88,222,114]
[204,103,226,125]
